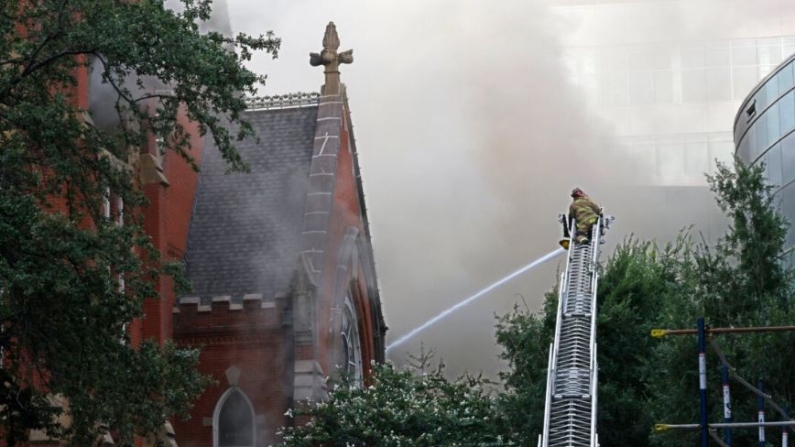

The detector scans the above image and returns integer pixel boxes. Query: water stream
[386,247,565,352]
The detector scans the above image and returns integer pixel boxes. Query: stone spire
[309,22,353,96]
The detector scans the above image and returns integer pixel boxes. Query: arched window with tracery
[213,388,255,447]
[341,291,363,384]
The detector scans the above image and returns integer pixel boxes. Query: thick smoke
[90,0,234,130]
[227,0,795,378]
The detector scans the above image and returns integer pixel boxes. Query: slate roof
[183,106,318,302]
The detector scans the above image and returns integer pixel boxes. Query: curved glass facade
[735,54,795,260]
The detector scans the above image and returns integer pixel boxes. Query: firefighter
[568,188,602,245]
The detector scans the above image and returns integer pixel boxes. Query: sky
[218,0,795,378]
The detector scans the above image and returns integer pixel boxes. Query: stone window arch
[213,387,255,447]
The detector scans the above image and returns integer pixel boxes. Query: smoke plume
[226,0,795,378]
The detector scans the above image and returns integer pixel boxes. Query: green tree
[494,290,557,446]
[649,160,795,447]
[0,0,278,445]
[277,359,513,447]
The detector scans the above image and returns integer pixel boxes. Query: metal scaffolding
[652,320,795,447]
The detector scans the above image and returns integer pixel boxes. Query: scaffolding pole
[656,421,795,431]
[698,318,709,447]
[652,326,795,337]
[721,363,732,446]
[759,381,766,447]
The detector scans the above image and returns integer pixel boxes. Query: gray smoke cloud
[226,0,795,379]
[90,0,234,130]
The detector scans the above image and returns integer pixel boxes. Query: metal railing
[244,92,320,110]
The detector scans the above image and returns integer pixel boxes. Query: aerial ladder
[539,212,613,447]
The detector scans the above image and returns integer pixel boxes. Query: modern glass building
[551,0,795,186]
[549,0,795,242]
[734,53,795,258]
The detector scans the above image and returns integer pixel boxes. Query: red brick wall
[173,299,289,447]
[315,111,376,378]
[142,108,203,344]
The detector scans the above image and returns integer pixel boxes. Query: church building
[170,23,386,447]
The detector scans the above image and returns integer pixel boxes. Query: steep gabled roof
[183,105,318,302]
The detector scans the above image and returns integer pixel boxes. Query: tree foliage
[278,359,513,447]
[0,0,278,444]
[494,290,557,446]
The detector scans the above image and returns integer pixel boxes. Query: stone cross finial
[309,22,353,96]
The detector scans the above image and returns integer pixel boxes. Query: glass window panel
[579,48,597,74]
[779,63,794,95]
[785,44,795,60]
[760,65,775,80]
[756,83,769,111]
[657,141,684,178]
[781,133,795,185]
[706,68,732,101]
[631,141,655,174]
[683,69,706,103]
[705,47,730,67]
[652,47,672,70]
[579,74,598,102]
[628,49,654,71]
[733,66,760,100]
[602,73,628,106]
[782,184,795,246]
[654,71,673,103]
[747,124,758,162]
[767,102,781,145]
[601,48,628,73]
[710,139,735,171]
[629,72,654,105]
[682,46,705,69]
[759,42,783,66]
[766,143,783,187]
[563,54,578,77]
[732,45,758,66]
[780,91,795,135]
[774,191,784,214]
[738,134,751,163]
[766,73,781,103]
[757,115,769,156]
[684,141,709,177]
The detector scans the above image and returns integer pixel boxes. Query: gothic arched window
[341,292,363,383]
[213,388,255,447]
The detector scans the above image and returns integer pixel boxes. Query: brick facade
[9,20,384,447]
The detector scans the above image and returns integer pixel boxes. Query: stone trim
[175,293,284,312]
[176,333,279,346]
[293,360,327,401]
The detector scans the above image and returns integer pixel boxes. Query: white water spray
[386,247,565,352]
